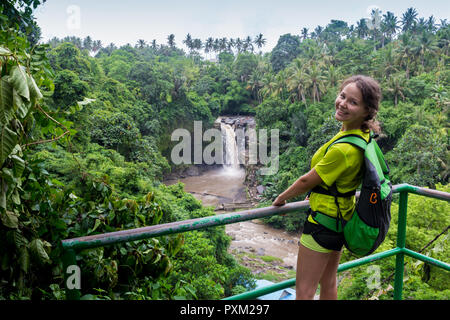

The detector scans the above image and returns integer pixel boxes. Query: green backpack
[311,134,393,256]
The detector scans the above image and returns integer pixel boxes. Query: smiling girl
[272,75,381,300]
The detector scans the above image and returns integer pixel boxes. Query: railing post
[393,191,408,300]
[62,248,81,300]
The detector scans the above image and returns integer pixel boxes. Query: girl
[272,75,381,300]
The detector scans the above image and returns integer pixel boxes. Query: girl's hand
[272,196,286,206]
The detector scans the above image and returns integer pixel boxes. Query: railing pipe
[61,200,311,251]
[402,248,450,271]
[61,184,450,252]
[224,247,402,300]
[59,184,450,300]
[393,183,450,201]
[393,191,408,300]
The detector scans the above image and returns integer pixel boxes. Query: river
[164,166,301,272]
[164,116,302,278]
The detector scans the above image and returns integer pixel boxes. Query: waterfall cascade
[220,122,244,176]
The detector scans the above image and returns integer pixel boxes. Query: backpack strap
[325,134,369,153]
[310,210,343,233]
[314,133,369,197]
[312,185,355,197]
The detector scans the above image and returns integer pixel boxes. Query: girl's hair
[340,75,381,133]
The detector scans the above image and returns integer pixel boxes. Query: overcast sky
[34,0,450,52]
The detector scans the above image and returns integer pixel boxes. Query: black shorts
[302,218,345,251]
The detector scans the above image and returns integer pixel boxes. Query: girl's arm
[272,168,323,206]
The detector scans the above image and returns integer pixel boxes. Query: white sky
[34,0,450,53]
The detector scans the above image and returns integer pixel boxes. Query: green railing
[61,183,450,300]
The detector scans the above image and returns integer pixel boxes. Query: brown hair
[340,75,381,133]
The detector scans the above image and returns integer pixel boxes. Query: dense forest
[0,1,448,300]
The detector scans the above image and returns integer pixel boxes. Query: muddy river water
[164,167,301,270]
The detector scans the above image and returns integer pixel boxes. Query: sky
[34,0,450,53]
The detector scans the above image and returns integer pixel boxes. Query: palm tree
[356,19,369,39]
[254,33,266,53]
[304,62,326,103]
[376,45,398,79]
[416,31,439,70]
[301,28,309,41]
[219,37,228,52]
[235,38,243,53]
[385,73,407,106]
[104,42,117,55]
[430,84,448,111]
[286,58,308,105]
[92,40,102,54]
[382,11,399,42]
[324,64,341,88]
[204,37,214,57]
[167,34,176,48]
[303,40,321,60]
[243,36,253,53]
[401,7,418,32]
[246,70,264,103]
[396,33,414,79]
[260,73,276,99]
[136,39,147,49]
[183,33,193,52]
[83,36,93,51]
[192,38,202,53]
[367,8,382,50]
[213,38,220,53]
[227,38,235,52]
[272,70,287,100]
[426,15,437,33]
[312,25,323,40]
[151,39,157,49]
[319,43,334,66]
[416,17,429,34]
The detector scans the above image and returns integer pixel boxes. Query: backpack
[310,133,393,256]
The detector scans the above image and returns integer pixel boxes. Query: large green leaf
[0,78,13,125]
[27,74,43,100]
[0,125,18,166]
[0,210,19,228]
[11,154,25,177]
[29,239,51,264]
[12,88,29,119]
[0,46,12,56]
[19,247,30,273]
[9,66,30,101]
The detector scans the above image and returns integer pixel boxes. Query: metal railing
[61,183,450,300]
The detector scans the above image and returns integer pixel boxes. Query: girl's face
[335,82,369,130]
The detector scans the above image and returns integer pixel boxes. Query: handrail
[61,184,450,300]
[61,198,310,251]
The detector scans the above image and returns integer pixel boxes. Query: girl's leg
[318,249,342,300]
[296,244,332,300]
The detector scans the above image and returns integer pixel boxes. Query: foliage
[270,34,302,73]
[1,2,449,300]
[51,69,89,109]
[386,125,447,187]
[0,13,251,300]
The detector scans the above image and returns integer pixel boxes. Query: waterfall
[221,123,242,175]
